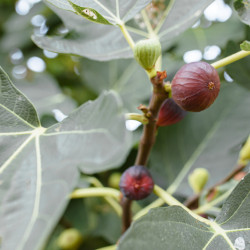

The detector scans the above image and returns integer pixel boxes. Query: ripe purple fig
[157,98,187,127]
[119,165,154,200]
[171,62,220,112]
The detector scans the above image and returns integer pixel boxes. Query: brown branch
[135,74,168,165]
[121,197,132,233]
[185,163,246,210]
[121,71,169,232]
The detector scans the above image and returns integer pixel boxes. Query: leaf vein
[219,190,250,226]
[0,103,36,129]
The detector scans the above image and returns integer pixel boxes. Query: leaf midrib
[16,135,43,250]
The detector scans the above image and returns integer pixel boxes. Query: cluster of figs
[119,39,221,201]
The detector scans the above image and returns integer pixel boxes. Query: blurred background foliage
[0,0,250,249]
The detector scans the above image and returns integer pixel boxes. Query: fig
[119,165,154,200]
[108,172,121,189]
[188,168,209,194]
[171,62,220,112]
[238,135,250,165]
[157,98,187,127]
[133,38,161,77]
[57,228,83,250]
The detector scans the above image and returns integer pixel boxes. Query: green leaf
[67,0,112,25]
[35,0,216,60]
[150,82,250,196]
[32,27,133,61]
[118,206,213,250]
[157,0,215,43]
[215,173,250,231]
[0,66,131,250]
[234,0,250,25]
[0,67,40,130]
[118,174,250,249]
[240,40,250,51]
[15,73,76,118]
[81,58,151,112]
[45,0,151,25]
[33,0,150,60]
[225,41,250,91]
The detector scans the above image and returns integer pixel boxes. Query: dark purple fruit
[157,98,187,127]
[171,62,220,112]
[119,165,154,200]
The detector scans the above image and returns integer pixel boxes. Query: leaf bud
[133,39,161,77]
[188,168,209,194]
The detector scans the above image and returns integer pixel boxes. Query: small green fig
[133,38,161,77]
[238,135,250,165]
[57,228,83,250]
[188,168,209,194]
[108,172,121,189]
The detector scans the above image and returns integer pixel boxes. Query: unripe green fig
[238,135,250,165]
[57,228,83,250]
[133,38,161,77]
[188,168,209,194]
[108,172,121,189]
[171,62,220,112]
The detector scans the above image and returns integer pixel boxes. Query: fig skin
[171,62,220,112]
[157,98,187,127]
[133,39,161,71]
[119,165,154,200]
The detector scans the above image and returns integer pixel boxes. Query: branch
[121,71,169,232]
[121,197,132,233]
[135,71,168,165]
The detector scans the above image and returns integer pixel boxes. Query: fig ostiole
[119,165,154,200]
[171,62,220,112]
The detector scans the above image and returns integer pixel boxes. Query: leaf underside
[0,66,131,250]
[33,0,214,61]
